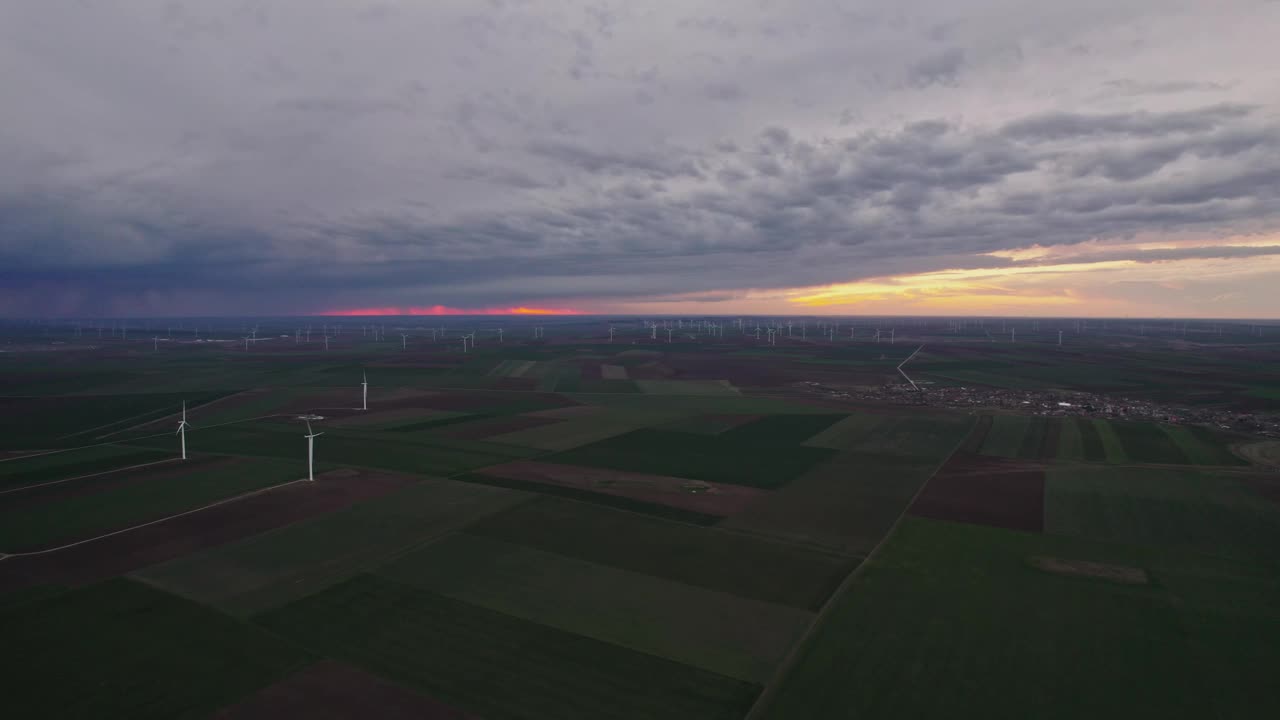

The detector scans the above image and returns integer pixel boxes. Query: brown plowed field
[908,452,1045,532]
[0,469,415,592]
[214,660,479,720]
[475,460,769,516]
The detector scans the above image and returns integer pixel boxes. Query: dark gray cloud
[0,0,1278,316]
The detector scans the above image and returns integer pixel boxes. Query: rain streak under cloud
[2,0,1279,318]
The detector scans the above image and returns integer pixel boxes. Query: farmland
[1,314,1278,718]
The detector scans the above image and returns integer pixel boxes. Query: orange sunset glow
[321,305,584,317]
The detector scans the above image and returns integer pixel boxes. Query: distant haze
[2,1,1279,318]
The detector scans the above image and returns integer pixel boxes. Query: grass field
[377,533,813,683]
[0,458,299,551]
[255,574,759,720]
[136,479,531,615]
[3,578,309,719]
[466,497,853,610]
[760,516,1280,719]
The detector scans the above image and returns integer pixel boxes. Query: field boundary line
[92,390,250,440]
[0,478,309,559]
[0,457,182,496]
[742,421,973,720]
[0,413,287,465]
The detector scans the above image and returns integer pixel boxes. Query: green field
[124,421,536,476]
[0,392,228,449]
[634,379,741,396]
[722,451,942,555]
[256,574,759,720]
[466,497,853,610]
[761,517,1280,719]
[1045,465,1280,564]
[804,412,974,456]
[0,457,298,551]
[377,533,813,683]
[548,427,837,489]
[0,444,171,489]
[136,479,530,615]
[2,578,309,719]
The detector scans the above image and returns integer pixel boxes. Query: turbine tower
[361,371,369,411]
[304,420,323,482]
[176,401,191,460]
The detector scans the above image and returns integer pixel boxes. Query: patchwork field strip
[214,660,479,720]
[470,460,768,517]
[0,469,414,592]
[466,497,854,611]
[376,533,815,683]
[255,574,761,720]
[136,478,532,616]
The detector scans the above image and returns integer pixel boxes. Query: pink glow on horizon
[320,305,584,317]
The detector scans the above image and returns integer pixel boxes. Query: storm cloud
[1,0,1279,316]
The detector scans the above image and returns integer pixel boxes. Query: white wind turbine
[497,328,504,343]
[153,336,160,352]
[400,333,408,350]
[609,326,616,343]
[176,401,191,460]
[304,420,323,481]
[361,371,369,411]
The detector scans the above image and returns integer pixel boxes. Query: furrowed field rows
[973,416,1244,466]
[255,574,759,720]
[137,479,532,615]
[376,533,815,683]
[1044,465,1280,564]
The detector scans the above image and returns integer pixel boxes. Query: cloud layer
[2,1,1279,316]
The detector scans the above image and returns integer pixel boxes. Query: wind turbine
[496,328,504,343]
[153,336,160,352]
[176,401,191,460]
[666,328,673,343]
[324,335,331,351]
[242,335,252,351]
[400,333,408,350]
[609,326,616,343]
[304,420,323,482]
[361,371,369,411]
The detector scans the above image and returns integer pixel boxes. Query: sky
[2,0,1279,318]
